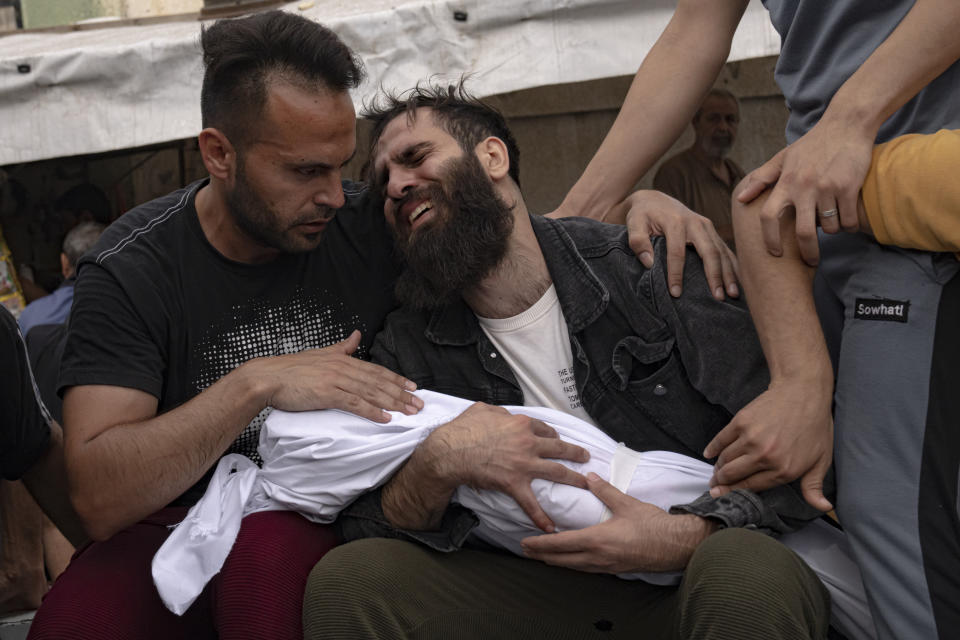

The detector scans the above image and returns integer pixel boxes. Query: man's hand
[521,473,717,573]
[251,330,422,422]
[619,190,739,301]
[703,378,834,512]
[426,403,590,532]
[736,116,875,266]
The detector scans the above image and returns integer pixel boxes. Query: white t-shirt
[477,284,595,425]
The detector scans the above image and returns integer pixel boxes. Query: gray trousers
[302,528,829,640]
[816,233,960,640]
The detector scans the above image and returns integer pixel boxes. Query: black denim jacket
[338,215,823,549]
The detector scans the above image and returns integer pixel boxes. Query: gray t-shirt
[763,0,960,143]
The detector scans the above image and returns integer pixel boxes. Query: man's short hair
[200,10,364,148]
[62,221,105,269]
[693,88,739,123]
[363,81,521,186]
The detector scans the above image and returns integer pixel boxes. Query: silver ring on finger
[820,208,838,219]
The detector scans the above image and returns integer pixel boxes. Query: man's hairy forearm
[381,429,461,531]
[64,364,269,541]
[666,514,720,571]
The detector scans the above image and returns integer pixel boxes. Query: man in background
[654,89,743,249]
[19,221,105,338]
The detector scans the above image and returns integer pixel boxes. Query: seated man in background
[0,306,83,613]
[22,221,105,424]
[303,85,832,640]
[15,183,112,306]
[19,221,105,340]
[653,88,744,249]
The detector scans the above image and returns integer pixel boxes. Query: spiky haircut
[363,81,521,186]
[200,10,364,148]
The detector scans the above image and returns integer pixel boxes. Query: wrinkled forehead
[374,108,448,165]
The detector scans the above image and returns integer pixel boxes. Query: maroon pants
[28,508,340,640]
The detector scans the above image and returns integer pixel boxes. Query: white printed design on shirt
[192,288,364,463]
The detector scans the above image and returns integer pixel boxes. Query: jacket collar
[423,214,609,346]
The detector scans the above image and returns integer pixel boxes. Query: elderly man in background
[653,89,744,249]
[18,221,105,339]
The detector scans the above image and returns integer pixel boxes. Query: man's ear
[198,128,236,180]
[475,137,511,181]
[60,252,73,280]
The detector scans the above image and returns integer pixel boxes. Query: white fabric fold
[151,454,261,615]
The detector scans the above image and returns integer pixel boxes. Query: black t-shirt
[60,179,399,505]
[1,306,52,480]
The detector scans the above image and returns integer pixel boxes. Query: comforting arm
[554,0,748,221]
[65,331,419,541]
[702,190,834,512]
[650,237,828,524]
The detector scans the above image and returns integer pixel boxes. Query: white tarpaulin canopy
[0,0,779,165]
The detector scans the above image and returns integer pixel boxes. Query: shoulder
[658,149,693,169]
[535,214,631,257]
[656,149,695,174]
[85,181,204,270]
[653,152,696,192]
[377,304,432,342]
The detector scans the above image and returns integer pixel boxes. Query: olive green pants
[303,528,829,640]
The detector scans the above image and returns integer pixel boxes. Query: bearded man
[654,89,744,249]
[303,85,833,640]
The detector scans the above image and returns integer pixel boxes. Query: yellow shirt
[862,129,960,253]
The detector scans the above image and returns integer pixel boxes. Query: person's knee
[303,539,421,640]
[678,528,829,640]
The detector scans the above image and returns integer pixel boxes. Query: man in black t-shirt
[28,12,422,640]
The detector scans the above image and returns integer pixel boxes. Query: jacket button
[490,352,497,358]
[653,384,667,396]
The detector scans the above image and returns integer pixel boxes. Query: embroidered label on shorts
[854,298,910,323]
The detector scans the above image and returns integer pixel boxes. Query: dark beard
[393,153,515,310]
[225,157,330,254]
